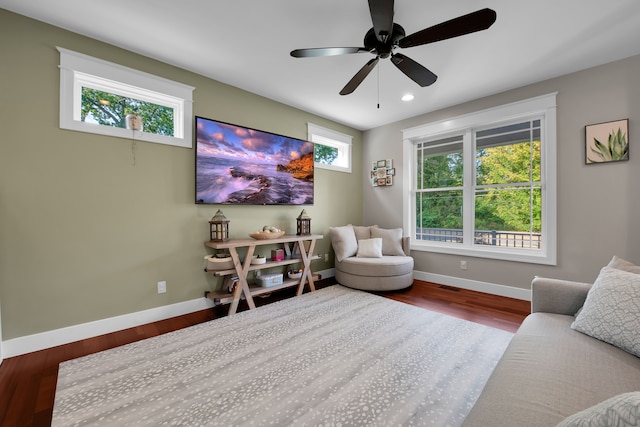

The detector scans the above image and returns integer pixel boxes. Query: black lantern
[209,209,230,242]
[296,209,311,235]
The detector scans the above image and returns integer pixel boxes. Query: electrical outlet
[460,261,467,270]
[324,253,329,262]
[157,281,167,294]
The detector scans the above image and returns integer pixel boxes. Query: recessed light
[401,94,414,102]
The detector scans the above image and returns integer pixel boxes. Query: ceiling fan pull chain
[377,63,380,109]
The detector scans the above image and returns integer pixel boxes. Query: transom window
[58,47,194,148]
[403,94,557,265]
[80,78,175,136]
[308,123,353,173]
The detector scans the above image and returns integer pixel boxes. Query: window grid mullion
[463,131,474,246]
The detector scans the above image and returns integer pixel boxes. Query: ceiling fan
[290,1,497,95]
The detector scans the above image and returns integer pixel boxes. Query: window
[307,123,352,173]
[58,47,194,148]
[403,93,557,265]
[80,83,175,136]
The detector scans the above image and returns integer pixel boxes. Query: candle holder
[209,209,230,242]
[296,209,311,235]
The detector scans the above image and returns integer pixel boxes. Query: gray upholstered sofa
[329,225,414,291]
[463,256,640,426]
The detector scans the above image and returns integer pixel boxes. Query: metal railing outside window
[416,228,541,249]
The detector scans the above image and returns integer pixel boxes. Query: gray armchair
[329,225,414,291]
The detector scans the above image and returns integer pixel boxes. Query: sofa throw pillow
[329,225,358,262]
[607,255,640,275]
[371,227,405,256]
[356,238,383,258]
[353,225,378,241]
[571,267,640,358]
[556,391,640,427]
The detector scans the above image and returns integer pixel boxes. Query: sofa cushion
[353,225,377,241]
[556,392,640,427]
[336,270,413,291]
[371,227,405,256]
[608,255,640,275]
[356,238,383,258]
[337,255,414,277]
[329,225,358,262]
[571,267,640,358]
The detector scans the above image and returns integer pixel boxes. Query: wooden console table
[204,234,322,315]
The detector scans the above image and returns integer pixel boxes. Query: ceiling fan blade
[290,47,369,58]
[391,53,437,87]
[368,0,394,43]
[398,8,497,48]
[340,57,380,95]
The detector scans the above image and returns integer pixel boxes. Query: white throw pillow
[571,267,640,357]
[607,255,640,275]
[329,225,358,262]
[356,238,383,258]
[371,227,405,256]
[556,392,640,427]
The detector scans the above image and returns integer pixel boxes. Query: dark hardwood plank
[376,280,530,333]
[0,279,530,426]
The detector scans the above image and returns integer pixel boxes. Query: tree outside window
[474,120,542,248]
[314,143,339,165]
[416,136,464,242]
[81,88,174,137]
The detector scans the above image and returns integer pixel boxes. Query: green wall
[0,10,363,340]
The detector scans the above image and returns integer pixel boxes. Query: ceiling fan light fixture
[401,94,414,102]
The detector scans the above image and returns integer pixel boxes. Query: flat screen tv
[195,117,314,205]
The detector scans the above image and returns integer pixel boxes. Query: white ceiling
[3,1,640,130]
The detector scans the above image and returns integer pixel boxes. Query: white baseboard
[320,267,335,281]
[413,270,532,301]
[2,268,337,359]
[2,297,216,359]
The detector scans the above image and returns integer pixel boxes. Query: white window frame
[308,123,352,173]
[58,47,194,148]
[402,93,557,265]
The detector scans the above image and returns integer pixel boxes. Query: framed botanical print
[585,119,629,164]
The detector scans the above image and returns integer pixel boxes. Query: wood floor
[0,280,530,427]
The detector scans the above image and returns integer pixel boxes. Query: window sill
[314,162,351,173]
[60,119,191,148]
[410,242,557,265]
